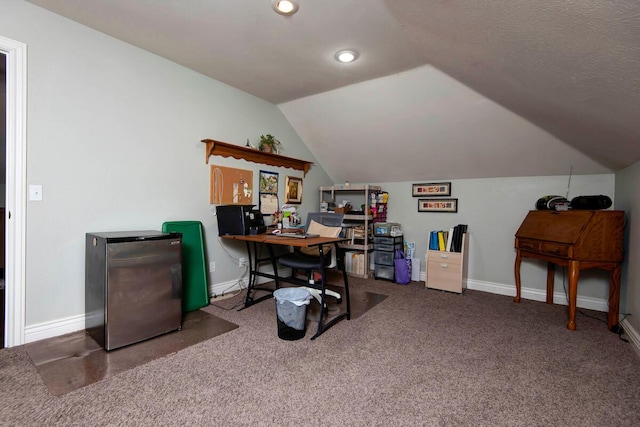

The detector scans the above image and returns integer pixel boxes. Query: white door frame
[1,35,27,347]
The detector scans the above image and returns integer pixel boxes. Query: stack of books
[344,251,367,275]
[343,224,367,244]
[428,224,467,252]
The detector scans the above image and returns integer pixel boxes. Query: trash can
[273,288,312,341]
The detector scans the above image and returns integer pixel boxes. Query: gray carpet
[1,277,639,426]
[24,310,238,396]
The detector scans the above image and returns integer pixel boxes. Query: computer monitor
[305,212,344,230]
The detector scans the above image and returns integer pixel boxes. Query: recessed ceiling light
[335,49,359,63]
[272,0,299,16]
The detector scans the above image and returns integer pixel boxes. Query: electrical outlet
[239,257,246,268]
[209,261,215,272]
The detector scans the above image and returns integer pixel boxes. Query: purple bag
[394,249,411,284]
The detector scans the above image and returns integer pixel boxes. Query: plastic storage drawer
[374,236,397,245]
[374,264,395,280]
[376,243,403,252]
[374,251,395,266]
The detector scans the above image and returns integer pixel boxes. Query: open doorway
[1,34,26,348]
[1,51,6,348]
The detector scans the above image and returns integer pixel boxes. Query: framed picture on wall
[285,176,303,204]
[412,182,451,197]
[259,170,279,194]
[418,198,458,213]
[259,193,279,215]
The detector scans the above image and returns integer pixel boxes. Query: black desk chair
[278,213,349,339]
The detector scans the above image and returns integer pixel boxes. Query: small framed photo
[259,170,279,194]
[285,176,303,204]
[412,182,451,197]
[418,198,458,213]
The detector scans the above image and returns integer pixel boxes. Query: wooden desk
[221,233,350,339]
[514,210,625,331]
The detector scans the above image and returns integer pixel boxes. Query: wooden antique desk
[514,210,625,331]
[221,233,350,339]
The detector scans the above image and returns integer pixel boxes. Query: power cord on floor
[560,268,632,342]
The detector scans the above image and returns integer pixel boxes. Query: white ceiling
[24,0,640,183]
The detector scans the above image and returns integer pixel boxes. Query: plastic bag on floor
[394,249,411,284]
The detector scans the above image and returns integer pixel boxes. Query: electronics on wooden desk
[216,204,266,236]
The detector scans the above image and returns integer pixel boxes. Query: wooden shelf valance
[201,139,313,176]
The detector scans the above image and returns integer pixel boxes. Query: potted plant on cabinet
[259,134,282,154]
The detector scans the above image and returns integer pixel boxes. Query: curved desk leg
[567,260,579,330]
[608,264,621,330]
[546,263,555,304]
[514,250,522,303]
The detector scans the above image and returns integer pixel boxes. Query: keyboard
[274,233,320,239]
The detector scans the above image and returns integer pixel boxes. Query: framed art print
[418,198,458,213]
[285,176,303,204]
[259,170,279,194]
[412,182,451,197]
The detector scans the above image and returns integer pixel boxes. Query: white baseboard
[24,269,290,344]
[24,274,639,357]
[209,267,292,298]
[209,278,248,298]
[621,317,640,355]
[25,313,86,344]
[465,278,609,312]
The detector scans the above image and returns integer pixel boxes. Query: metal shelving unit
[319,184,382,279]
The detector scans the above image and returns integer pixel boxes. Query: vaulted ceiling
[25,0,640,183]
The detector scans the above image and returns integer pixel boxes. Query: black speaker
[570,195,612,210]
[536,195,568,210]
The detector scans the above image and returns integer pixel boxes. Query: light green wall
[1,0,331,328]
[1,0,624,339]
[374,174,616,300]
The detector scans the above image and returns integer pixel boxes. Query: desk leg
[241,241,276,310]
[546,263,555,304]
[337,243,351,321]
[266,244,280,288]
[242,241,258,308]
[608,264,621,330]
[567,260,579,331]
[309,243,351,340]
[514,251,522,303]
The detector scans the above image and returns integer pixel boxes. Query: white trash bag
[273,288,312,331]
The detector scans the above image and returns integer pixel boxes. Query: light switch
[29,184,43,201]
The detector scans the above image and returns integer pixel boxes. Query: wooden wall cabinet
[425,234,467,293]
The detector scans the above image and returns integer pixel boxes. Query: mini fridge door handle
[171,264,183,299]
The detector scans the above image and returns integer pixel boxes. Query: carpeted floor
[1,276,639,426]
[22,281,387,397]
[24,310,239,396]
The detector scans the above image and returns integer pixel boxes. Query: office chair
[277,213,349,338]
[288,213,343,301]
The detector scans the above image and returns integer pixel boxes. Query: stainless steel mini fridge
[85,231,183,351]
